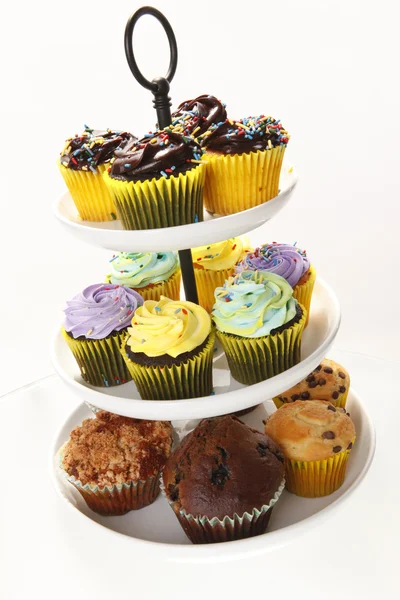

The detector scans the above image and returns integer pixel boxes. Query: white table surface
[0,350,396,599]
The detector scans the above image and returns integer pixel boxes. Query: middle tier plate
[51,278,340,420]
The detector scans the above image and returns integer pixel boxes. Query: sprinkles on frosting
[60,126,132,172]
[199,115,289,148]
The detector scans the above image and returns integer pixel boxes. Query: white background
[0,0,398,597]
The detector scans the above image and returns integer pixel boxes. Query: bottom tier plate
[50,388,375,562]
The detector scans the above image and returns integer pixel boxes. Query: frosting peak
[170,95,227,138]
[192,237,251,271]
[236,243,310,287]
[107,251,178,288]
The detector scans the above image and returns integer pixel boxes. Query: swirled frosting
[192,237,251,271]
[60,126,136,172]
[236,243,310,288]
[212,271,297,338]
[127,296,211,358]
[170,95,227,138]
[200,115,289,155]
[109,130,203,182]
[107,252,179,288]
[64,284,143,340]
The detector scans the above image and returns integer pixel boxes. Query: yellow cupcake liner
[58,161,117,222]
[62,327,131,387]
[103,165,206,230]
[105,269,181,303]
[284,443,354,497]
[272,387,349,410]
[293,264,316,327]
[216,305,306,386]
[194,266,236,313]
[120,330,215,400]
[202,146,285,215]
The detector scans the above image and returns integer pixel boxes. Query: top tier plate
[53,164,297,252]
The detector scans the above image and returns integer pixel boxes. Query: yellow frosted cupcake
[58,126,136,221]
[199,115,289,215]
[212,271,306,386]
[121,297,214,400]
[191,237,251,312]
[106,251,181,302]
[265,400,355,497]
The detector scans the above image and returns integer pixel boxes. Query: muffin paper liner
[216,304,307,386]
[103,165,206,230]
[120,330,215,400]
[58,161,117,222]
[272,389,348,410]
[160,474,285,544]
[293,264,316,327]
[284,442,354,497]
[62,327,132,387]
[202,146,285,216]
[58,446,160,516]
[105,268,181,303]
[194,266,236,313]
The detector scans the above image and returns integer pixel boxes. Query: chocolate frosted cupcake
[58,126,136,221]
[121,297,214,400]
[59,410,173,515]
[273,359,350,409]
[162,416,285,544]
[212,271,306,385]
[199,115,289,215]
[106,251,181,302]
[236,242,316,326]
[103,130,206,230]
[265,400,355,497]
[170,94,227,139]
[62,284,143,387]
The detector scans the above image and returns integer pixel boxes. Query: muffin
[58,126,135,221]
[103,130,206,230]
[199,115,289,215]
[121,296,214,400]
[265,400,355,497]
[62,284,143,387]
[162,415,285,544]
[59,410,173,515]
[106,251,181,302]
[170,94,227,139]
[236,242,316,326]
[212,271,306,385]
[272,359,350,409]
[191,237,251,313]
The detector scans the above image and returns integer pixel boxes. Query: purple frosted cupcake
[62,284,143,387]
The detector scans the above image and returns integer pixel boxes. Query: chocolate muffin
[162,416,285,544]
[60,410,173,515]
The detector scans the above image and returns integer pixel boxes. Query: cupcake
[236,242,316,326]
[162,415,285,544]
[122,296,214,400]
[59,410,173,515]
[191,237,251,313]
[199,115,289,215]
[58,126,136,221]
[62,284,143,387]
[212,271,306,385]
[106,251,181,302]
[272,359,350,409]
[103,130,206,230]
[170,94,227,139]
[265,400,355,497]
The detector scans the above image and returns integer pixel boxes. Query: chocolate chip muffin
[272,358,350,409]
[265,400,355,497]
[162,416,285,544]
[60,410,173,515]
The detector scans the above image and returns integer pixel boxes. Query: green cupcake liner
[121,331,215,400]
[216,305,307,386]
[62,327,132,387]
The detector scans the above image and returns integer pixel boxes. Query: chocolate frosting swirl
[60,127,136,171]
[200,116,289,155]
[110,130,203,182]
[171,94,227,137]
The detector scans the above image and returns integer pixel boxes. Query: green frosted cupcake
[212,271,306,385]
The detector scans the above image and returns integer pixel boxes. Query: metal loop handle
[124,6,178,93]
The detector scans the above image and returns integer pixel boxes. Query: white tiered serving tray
[53,164,297,252]
[50,389,375,562]
[51,277,340,420]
